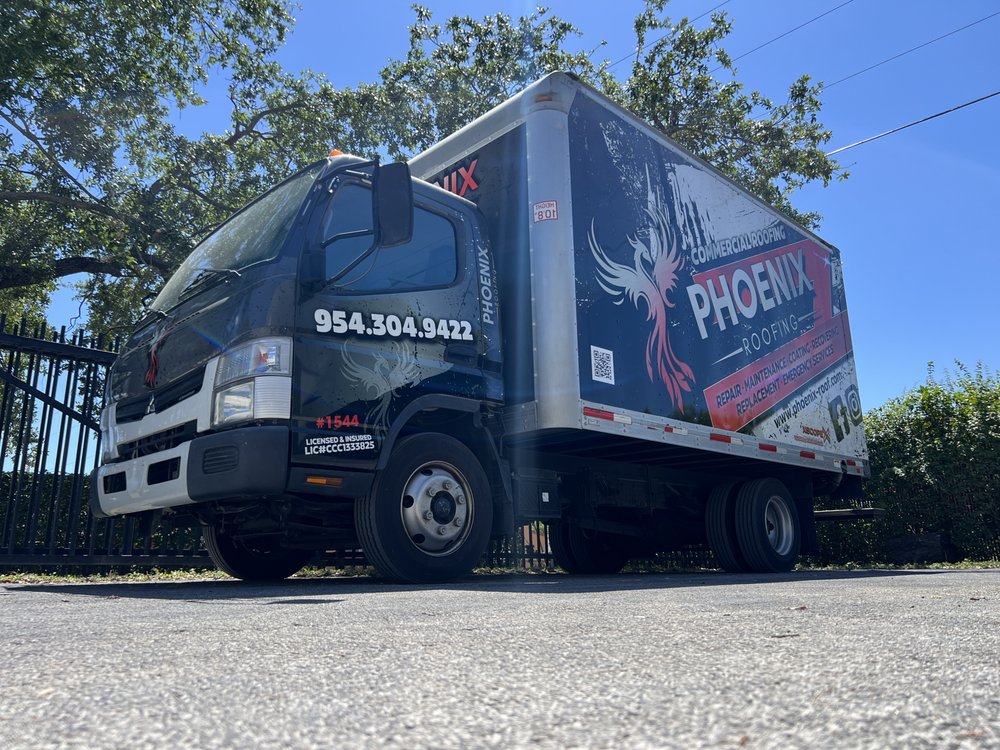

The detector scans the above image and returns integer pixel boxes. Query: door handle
[444,342,478,365]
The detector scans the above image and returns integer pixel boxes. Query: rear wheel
[705,481,750,573]
[202,525,311,581]
[548,520,630,575]
[734,478,800,573]
[356,433,492,583]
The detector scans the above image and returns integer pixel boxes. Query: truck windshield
[150,163,323,312]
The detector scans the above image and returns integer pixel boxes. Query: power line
[688,0,732,25]
[711,0,855,73]
[607,0,732,71]
[687,0,732,25]
[826,89,1000,156]
[825,10,1000,90]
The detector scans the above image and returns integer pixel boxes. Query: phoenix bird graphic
[589,178,695,411]
[341,340,419,429]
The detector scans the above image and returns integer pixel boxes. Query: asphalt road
[1,569,998,749]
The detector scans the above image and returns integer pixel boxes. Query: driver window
[323,183,458,292]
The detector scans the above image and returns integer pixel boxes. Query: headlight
[99,404,118,462]
[215,337,291,387]
[213,381,255,426]
[212,337,292,428]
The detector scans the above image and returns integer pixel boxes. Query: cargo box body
[409,73,868,480]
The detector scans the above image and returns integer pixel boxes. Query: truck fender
[378,394,515,537]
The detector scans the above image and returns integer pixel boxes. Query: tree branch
[0,190,125,223]
[131,246,172,272]
[0,107,105,206]
[173,179,235,213]
[137,97,307,210]
[0,255,127,290]
[224,100,307,147]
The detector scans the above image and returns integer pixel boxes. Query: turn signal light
[306,476,344,487]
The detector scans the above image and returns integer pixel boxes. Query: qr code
[590,345,615,385]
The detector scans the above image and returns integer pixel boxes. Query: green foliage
[371,5,607,159]
[608,1,843,228]
[372,3,845,228]
[0,0,372,335]
[0,285,50,330]
[817,363,1000,562]
[811,511,881,566]
[867,363,1000,558]
[2,0,845,332]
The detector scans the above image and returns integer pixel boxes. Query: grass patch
[797,559,1000,571]
[0,565,381,585]
[2,559,998,584]
[291,565,374,579]
[0,568,228,584]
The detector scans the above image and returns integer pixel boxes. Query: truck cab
[94,155,507,582]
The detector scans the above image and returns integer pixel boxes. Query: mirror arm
[326,243,378,288]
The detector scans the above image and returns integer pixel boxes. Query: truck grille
[115,367,205,424]
[117,421,198,459]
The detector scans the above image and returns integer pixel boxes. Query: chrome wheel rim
[764,495,795,556]
[399,461,473,556]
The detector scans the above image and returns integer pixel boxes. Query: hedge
[816,363,1000,563]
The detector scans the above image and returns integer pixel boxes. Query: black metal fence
[0,318,208,569]
[0,319,554,571]
[1,319,715,574]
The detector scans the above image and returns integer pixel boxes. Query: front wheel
[202,525,311,581]
[356,433,493,583]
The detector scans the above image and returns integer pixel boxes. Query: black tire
[734,478,800,573]
[355,433,492,583]
[547,520,630,575]
[547,520,583,574]
[202,525,311,581]
[705,481,750,573]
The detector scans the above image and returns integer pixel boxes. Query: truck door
[293,178,487,466]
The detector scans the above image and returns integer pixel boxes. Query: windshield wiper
[177,267,242,302]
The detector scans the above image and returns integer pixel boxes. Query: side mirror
[374,162,413,247]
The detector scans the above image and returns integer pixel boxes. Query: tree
[1,1,845,332]
[370,5,607,159]
[370,2,842,228]
[611,1,841,228]
[0,0,376,333]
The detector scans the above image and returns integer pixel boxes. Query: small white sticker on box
[533,200,558,223]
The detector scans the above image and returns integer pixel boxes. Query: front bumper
[92,426,290,518]
[91,426,378,518]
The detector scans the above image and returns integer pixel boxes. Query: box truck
[92,73,868,582]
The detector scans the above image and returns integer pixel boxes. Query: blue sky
[49,0,1000,410]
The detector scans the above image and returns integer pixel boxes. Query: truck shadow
[4,568,959,602]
